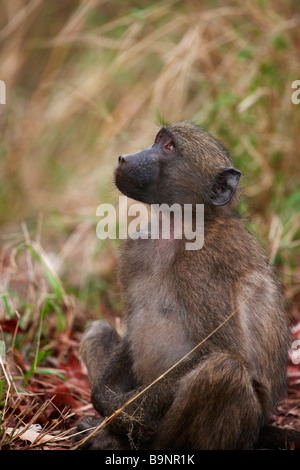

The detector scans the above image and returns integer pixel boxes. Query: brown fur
[75,122,290,450]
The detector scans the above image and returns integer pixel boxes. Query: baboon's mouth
[115,170,143,188]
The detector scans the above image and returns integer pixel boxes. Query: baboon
[75,121,290,450]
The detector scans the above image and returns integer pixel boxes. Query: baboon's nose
[118,155,127,164]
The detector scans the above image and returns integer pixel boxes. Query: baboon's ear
[209,167,241,206]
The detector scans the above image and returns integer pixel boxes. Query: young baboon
[75,122,290,450]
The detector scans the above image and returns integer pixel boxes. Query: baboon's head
[115,121,241,207]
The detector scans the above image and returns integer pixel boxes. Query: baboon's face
[115,129,179,205]
[115,123,241,207]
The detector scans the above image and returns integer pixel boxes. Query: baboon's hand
[74,416,127,450]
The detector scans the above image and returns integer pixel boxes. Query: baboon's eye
[165,141,175,151]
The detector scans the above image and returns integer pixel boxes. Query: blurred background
[0,0,300,446]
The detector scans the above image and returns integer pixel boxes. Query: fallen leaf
[5,425,58,445]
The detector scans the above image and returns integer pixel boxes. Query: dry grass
[0,0,300,449]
